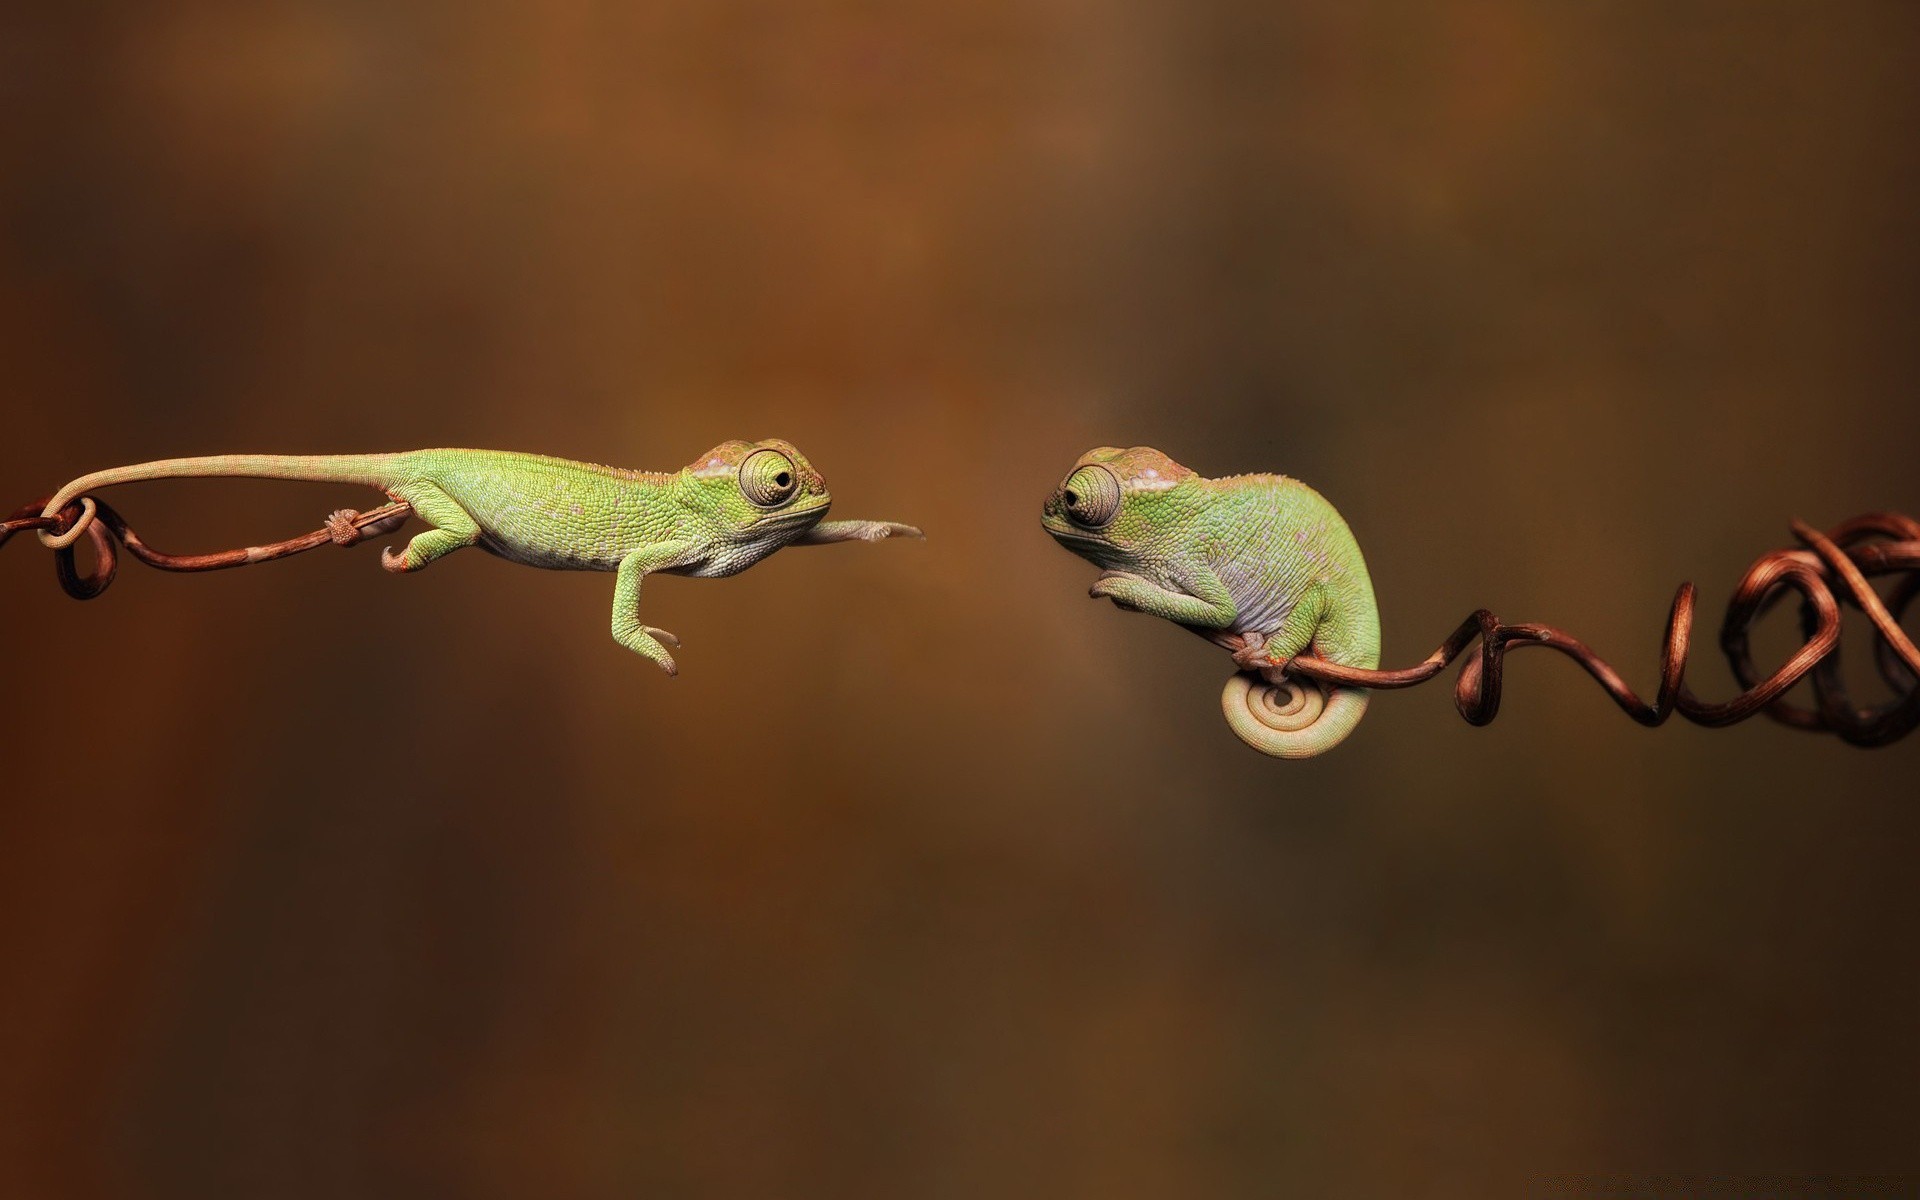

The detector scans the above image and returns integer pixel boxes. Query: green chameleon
[37,439,922,674]
[1042,446,1381,758]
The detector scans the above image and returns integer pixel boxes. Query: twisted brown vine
[6,495,1918,745]
[1,496,413,599]
[1288,512,1920,746]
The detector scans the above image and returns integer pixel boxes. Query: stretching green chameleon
[37,439,922,674]
[1042,446,1380,758]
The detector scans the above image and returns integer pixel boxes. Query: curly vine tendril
[6,496,1917,746]
[2,495,415,598]
[1283,512,1920,747]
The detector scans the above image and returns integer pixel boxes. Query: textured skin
[1042,446,1380,758]
[38,439,922,674]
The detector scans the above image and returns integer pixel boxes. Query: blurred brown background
[3,2,1918,1196]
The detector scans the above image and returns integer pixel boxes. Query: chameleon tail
[37,453,410,548]
[1220,672,1370,759]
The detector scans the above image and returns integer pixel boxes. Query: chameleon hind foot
[1230,632,1284,674]
[380,526,476,573]
[326,506,410,547]
[381,484,481,573]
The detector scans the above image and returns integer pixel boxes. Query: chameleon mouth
[1040,515,1104,545]
[752,499,830,531]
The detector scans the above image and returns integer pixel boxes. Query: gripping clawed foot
[1230,632,1290,682]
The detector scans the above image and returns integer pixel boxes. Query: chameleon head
[683,438,832,543]
[1040,446,1199,569]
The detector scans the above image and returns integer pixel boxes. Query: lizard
[35,439,922,674]
[1041,445,1381,759]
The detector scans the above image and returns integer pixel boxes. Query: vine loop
[4,495,414,601]
[1287,512,1920,747]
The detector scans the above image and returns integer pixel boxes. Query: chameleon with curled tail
[1042,446,1380,758]
[36,439,921,674]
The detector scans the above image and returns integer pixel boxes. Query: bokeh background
[4,2,1918,1195]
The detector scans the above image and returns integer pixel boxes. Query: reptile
[1041,446,1380,758]
[36,439,921,674]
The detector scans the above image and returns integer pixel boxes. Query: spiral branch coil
[1286,512,1920,747]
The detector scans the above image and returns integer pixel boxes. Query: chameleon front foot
[1088,570,1237,626]
[1088,572,1145,611]
[795,519,925,545]
[615,625,682,675]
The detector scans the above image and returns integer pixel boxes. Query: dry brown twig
[6,495,1916,744]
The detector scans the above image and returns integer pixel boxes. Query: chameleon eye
[1061,465,1121,528]
[739,449,799,508]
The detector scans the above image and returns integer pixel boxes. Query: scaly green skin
[38,439,921,674]
[1041,446,1380,758]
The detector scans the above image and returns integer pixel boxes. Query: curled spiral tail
[1220,671,1370,759]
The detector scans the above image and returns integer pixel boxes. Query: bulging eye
[1061,464,1121,528]
[739,449,799,508]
